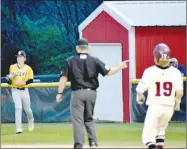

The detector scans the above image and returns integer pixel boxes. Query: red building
[78,1,186,122]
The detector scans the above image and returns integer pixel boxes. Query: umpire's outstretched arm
[107,60,129,76]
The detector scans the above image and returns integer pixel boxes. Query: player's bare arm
[174,90,184,111]
[107,60,129,76]
[56,76,68,102]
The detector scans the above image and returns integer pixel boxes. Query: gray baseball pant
[12,88,34,130]
[70,89,97,148]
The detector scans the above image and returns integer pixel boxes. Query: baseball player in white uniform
[136,43,184,149]
[6,51,34,134]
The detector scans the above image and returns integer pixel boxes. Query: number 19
[155,82,172,96]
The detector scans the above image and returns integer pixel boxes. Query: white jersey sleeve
[136,69,151,93]
[174,70,184,91]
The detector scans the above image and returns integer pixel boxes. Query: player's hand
[174,99,181,111]
[119,60,129,69]
[16,80,26,86]
[56,94,63,103]
[136,94,145,104]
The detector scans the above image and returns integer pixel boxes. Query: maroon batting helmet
[153,43,170,67]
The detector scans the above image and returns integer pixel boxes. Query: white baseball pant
[12,88,34,130]
[142,105,174,146]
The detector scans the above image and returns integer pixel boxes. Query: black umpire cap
[16,50,26,57]
[76,38,89,49]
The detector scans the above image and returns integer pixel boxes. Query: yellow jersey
[9,64,34,88]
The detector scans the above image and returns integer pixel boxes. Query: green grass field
[1,122,186,148]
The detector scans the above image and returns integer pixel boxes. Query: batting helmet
[153,43,170,67]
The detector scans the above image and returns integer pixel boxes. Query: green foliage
[16,15,75,74]
[1,0,102,76]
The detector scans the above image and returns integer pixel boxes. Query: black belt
[73,88,96,91]
[13,87,25,90]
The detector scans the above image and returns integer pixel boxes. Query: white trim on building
[79,1,186,33]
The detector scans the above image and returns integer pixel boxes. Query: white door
[89,43,123,122]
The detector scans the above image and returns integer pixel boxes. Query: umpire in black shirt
[56,38,129,149]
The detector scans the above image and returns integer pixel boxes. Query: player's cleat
[16,128,23,134]
[156,145,163,149]
[148,144,157,149]
[146,142,157,149]
[156,135,164,149]
[28,122,34,131]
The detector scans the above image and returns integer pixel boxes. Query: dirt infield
[1,144,146,148]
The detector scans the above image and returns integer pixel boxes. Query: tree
[1,0,104,76]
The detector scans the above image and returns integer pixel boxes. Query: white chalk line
[1,144,146,148]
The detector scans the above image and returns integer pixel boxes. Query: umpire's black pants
[70,89,97,149]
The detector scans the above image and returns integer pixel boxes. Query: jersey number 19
[155,82,172,96]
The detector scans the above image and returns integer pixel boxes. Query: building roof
[79,1,186,31]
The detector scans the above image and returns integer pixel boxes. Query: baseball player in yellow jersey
[6,50,34,134]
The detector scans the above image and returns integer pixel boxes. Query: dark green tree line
[1,0,103,76]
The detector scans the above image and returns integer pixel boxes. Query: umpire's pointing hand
[56,94,63,103]
[119,60,129,69]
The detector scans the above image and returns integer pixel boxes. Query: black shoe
[148,144,157,149]
[16,131,22,134]
[90,142,97,148]
[74,143,83,149]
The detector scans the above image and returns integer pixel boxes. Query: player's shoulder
[143,66,156,73]
[169,66,182,75]
[10,64,16,67]
[25,64,33,70]
[170,66,179,70]
[10,64,17,68]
